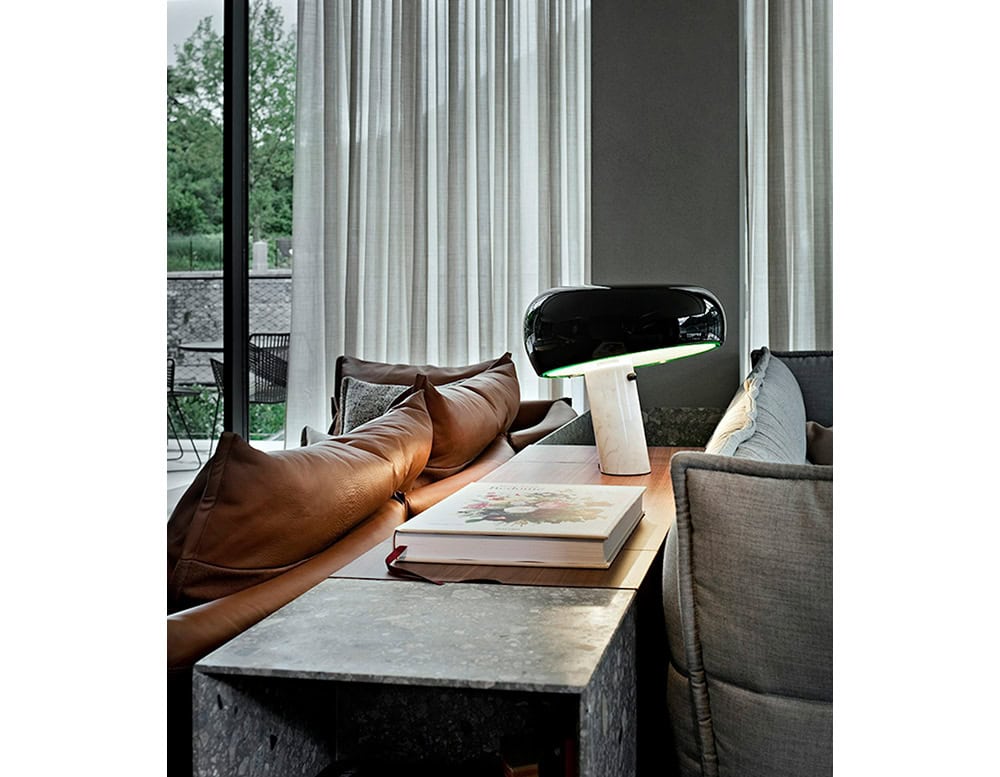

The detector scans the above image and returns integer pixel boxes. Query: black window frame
[222,0,250,439]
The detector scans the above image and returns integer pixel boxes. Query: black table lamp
[524,285,725,475]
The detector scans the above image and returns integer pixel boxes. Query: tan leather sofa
[167,353,574,777]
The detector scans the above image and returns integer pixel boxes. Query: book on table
[392,481,646,569]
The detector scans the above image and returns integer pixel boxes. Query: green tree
[167,0,295,246]
[168,18,224,234]
[248,0,296,243]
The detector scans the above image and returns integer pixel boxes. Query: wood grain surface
[331,445,698,589]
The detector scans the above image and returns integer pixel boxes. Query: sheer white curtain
[287,0,590,436]
[744,0,832,366]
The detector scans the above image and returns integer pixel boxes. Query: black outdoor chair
[209,333,290,455]
[167,357,202,468]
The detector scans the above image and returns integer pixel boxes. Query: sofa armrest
[663,452,833,774]
[663,451,832,773]
[167,499,407,671]
[507,398,577,451]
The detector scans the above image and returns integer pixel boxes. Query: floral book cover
[401,481,646,539]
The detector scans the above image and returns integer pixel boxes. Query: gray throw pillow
[704,348,808,464]
[339,376,409,433]
[733,349,808,464]
[704,383,756,456]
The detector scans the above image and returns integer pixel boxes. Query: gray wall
[591,0,744,409]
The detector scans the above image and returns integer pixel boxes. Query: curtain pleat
[288,0,590,435]
[745,0,832,368]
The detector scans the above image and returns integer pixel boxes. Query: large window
[167,0,296,476]
[168,1,590,475]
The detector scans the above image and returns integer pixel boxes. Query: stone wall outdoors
[168,270,292,384]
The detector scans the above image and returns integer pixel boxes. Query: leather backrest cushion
[167,391,433,607]
[507,398,578,451]
[402,354,520,479]
[338,392,435,490]
[331,353,506,433]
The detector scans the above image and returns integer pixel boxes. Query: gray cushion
[683,465,833,696]
[339,376,409,434]
[705,348,808,464]
[664,452,833,777]
[666,662,702,776]
[706,679,832,777]
[759,349,833,427]
[703,385,756,457]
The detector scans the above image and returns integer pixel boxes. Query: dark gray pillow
[339,376,409,433]
[806,421,833,465]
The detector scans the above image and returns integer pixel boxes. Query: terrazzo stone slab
[579,602,637,777]
[539,411,597,445]
[334,683,578,764]
[643,406,723,447]
[193,672,335,776]
[333,608,636,775]
[198,578,634,692]
[539,407,723,448]
[193,579,637,776]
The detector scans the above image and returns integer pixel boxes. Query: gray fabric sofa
[663,348,833,777]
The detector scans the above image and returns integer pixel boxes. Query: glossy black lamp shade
[523,285,725,378]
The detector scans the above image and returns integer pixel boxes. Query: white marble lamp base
[583,357,651,476]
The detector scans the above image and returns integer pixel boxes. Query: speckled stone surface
[538,411,597,445]
[334,683,578,765]
[193,579,637,776]
[193,673,336,777]
[333,607,636,775]
[198,578,634,692]
[540,407,722,448]
[643,406,722,447]
[579,602,637,777]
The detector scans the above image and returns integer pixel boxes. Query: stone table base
[193,578,637,777]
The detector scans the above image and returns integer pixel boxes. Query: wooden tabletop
[332,444,696,590]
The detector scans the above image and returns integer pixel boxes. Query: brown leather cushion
[507,398,578,451]
[330,353,507,434]
[167,392,433,608]
[403,434,517,516]
[404,354,520,479]
[167,500,408,667]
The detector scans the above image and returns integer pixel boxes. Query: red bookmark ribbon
[384,544,444,585]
